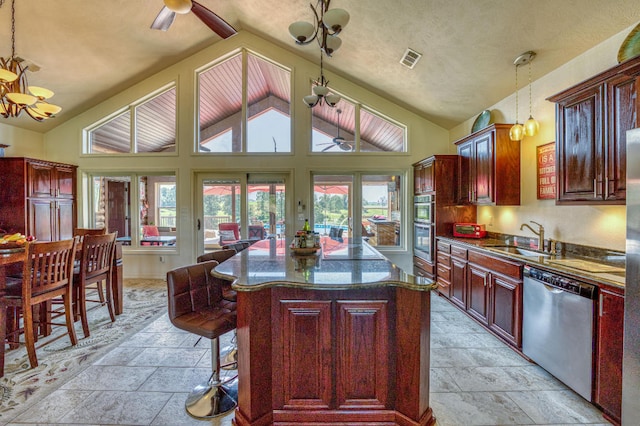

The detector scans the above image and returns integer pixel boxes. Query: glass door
[196,173,287,253]
[313,175,352,238]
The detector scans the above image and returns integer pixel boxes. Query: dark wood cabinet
[455,124,520,205]
[595,286,624,424]
[412,155,476,280]
[449,244,468,310]
[237,286,434,425]
[435,240,451,298]
[436,239,523,348]
[548,55,640,204]
[467,262,490,323]
[0,158,77,241]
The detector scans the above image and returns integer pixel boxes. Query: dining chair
[74,227,107,238]
[0,238,79,376]
[74,232,117,338]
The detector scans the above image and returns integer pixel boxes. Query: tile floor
[4,289,611,426]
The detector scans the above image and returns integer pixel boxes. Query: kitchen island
[213,237,437,426]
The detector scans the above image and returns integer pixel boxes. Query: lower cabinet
[595,287,624,424]
[436,239,523,348]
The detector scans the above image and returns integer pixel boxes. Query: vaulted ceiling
[0,0,638,134]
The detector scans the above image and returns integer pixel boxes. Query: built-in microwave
[414,195,432,223]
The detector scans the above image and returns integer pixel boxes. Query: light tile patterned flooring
[4,291,611,426]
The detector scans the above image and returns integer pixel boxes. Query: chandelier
[0,0,61,121]
[303,51,341,108]
[288,0,350,57]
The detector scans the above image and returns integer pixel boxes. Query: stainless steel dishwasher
[522,265,597,402]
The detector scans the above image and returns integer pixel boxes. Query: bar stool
[166,261,237,418]
[197,249,238,368]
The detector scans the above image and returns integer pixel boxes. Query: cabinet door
[488,274,521,347]
[413,164,423,195]
[336,301,388,409]
[457,141,473,204]
[473,132,494,205]
[556,85,604,202]
[279,301,333,409]
[606,74,637,202]
[27,199,54,241]
[55,166,76,199]
[450,257,467,310]
[56,199,76,240]
[467,263,489,324]
[595,289,624,422]
[27,161,55,198]
[421,160,434,193]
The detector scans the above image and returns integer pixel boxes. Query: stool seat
[166,260,238,419]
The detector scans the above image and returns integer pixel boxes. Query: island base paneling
[233,286,436,426]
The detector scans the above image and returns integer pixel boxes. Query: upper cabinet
[0,157,77,241]
[548,56,640,204]
[455,124,521,205]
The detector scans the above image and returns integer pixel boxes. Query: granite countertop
[437,236,625,290]
[213,237,437,292]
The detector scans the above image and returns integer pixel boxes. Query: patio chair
[218,223,240,246]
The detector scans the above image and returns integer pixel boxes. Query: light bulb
[509,123,524,141]
[524,116,539,137]
[164,0,192,14]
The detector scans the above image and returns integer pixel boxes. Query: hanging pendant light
[510,51,537,141]
[524,52,539,137]
[509,59,524,141]
[288,0,349,57]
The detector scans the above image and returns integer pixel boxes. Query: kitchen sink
[488,246,552,258]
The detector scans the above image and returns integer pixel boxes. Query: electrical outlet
[159,256,166,263]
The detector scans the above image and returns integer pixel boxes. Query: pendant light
[510,51,537,141]
[523,52,539,137]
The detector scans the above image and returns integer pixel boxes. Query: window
[86,172,177,248]
[312,172,403,248]
[157,182,176,228]
[86,86,176,154]
[198,51,292,153]
[311,94,406,153]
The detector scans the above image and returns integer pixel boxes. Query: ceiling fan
[151,0,237,39]
[319,109,353,152]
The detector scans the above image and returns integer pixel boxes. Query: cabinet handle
[604,177,609,199]
[483,275,487,287]
[599,293,604,317]
[593,179,597,198]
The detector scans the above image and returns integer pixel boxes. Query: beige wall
[449,24,636,252]
[41,31,449,278]
[0,122,45,158]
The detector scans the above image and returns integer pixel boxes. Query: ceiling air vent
[400,48,422,69]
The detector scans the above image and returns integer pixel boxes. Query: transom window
[198,51,292,153]
[311,95,406,153]
[85,86,176,154]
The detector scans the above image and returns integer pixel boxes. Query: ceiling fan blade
[191,0,237,39]
[321,145,335,152]
[151,6,177,31]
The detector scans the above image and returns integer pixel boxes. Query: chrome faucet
[520,220,545,251]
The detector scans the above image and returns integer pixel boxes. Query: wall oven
[413,222,433,261]
[414,195,432,224]
[413,195,434,263]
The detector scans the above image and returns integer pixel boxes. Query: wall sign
[537,142,556,199]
